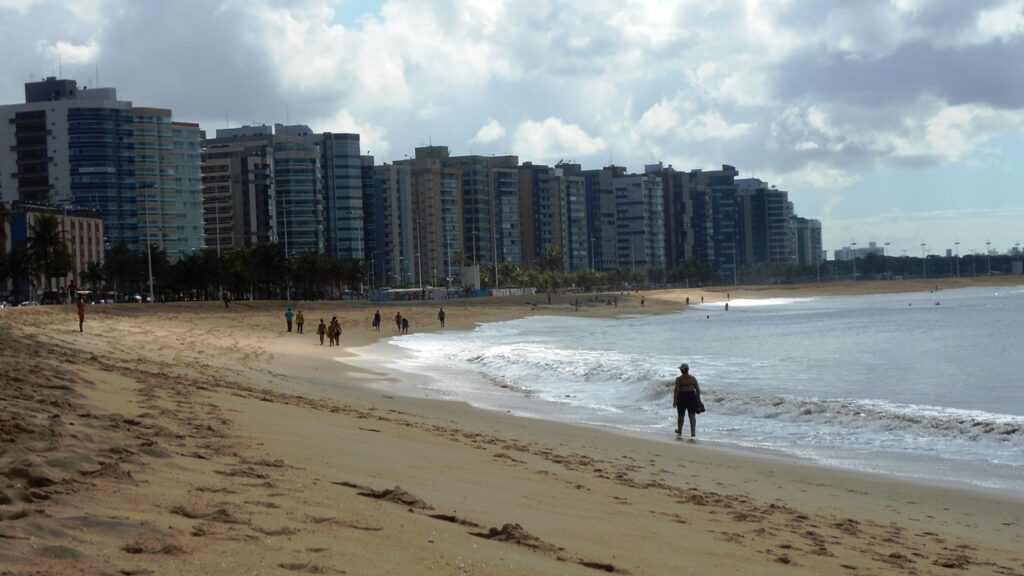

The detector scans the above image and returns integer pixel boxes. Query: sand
[1,277,1022,575]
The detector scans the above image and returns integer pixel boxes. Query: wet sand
[1,277,1022,575]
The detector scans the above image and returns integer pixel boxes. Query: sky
[1,0,1023,255]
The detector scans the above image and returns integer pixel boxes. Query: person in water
[673,363,702,437]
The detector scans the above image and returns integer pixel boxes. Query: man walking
[296,310,305,334]
[285,307,295,332]
[438,307,446,327]
[76,295,86,332]
[672,363,702,437]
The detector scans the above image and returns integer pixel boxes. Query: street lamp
[954,241,960,278]
[851,241,857,280]
[986,240,992,276]
[921,242,927,279]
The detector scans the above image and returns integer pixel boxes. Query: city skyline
[1,0,1022,255]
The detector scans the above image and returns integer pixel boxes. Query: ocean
[379,285,1024,494]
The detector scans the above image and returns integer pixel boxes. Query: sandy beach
[1,277,1022,575]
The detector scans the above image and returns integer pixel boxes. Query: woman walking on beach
[673,363,702,437]
[317,318,326,345]
[76,295,86,332]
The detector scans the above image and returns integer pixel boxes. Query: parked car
[19,300,40,307]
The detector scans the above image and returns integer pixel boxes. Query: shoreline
[344,303,1024,503]
[1,276,1022,575]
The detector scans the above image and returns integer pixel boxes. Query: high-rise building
[736,178,795,266]
[0,77,203,257]
[200,136,276,251]
[686,165,739,282]
[794,217,819,266]
[320,133,363,259]
[370,162,414,286]
[582,165,625,271]
[204,124,324,256]
[133,108,204,259]
[555,163,590,272]
[442,154,521,268]
[611,173,665,273]
[395,146,463,287]
[517,162,561,269]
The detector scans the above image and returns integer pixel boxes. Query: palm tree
[2,247,34,302]
[82,260,105,291]
[28,214,72,292]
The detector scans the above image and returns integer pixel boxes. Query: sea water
[383,285,1024,493]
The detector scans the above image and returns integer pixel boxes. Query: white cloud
[637,99,681,136]
[960,0,1024,45]
[471,118,505,144]
[47,39,99,64]
[318,107,390,158]
[678,112,755,141]
[0,0,42,13]
[513,117,607,164]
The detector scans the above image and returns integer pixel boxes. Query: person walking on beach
[641,296,645,308]
[285,307,294,332]
[395,312,402,332]
[296,310,305,334]
[438,307,446,327]
[222,289,231,308]
[672,363,702,437]
[401,316,410,334]
[76,294,86,332]
[317,318,327,345]
[373,310,381,331]
[333,317,342,344]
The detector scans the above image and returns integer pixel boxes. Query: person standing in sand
[673,363,702,437]
[373,310,381,331]
[76,295,86,332]
[317,318,327,345]
[285,307,294,332]
[438,307,446,327]
[395,312,402,332]
[296,310,305,334]
[401,316,410,334]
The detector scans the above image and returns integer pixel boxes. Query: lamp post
[986,240,992,276]
[883,242,890,277]
[954,241,960,278]
[851,241,857,280]
[142,185,155,304]
[920,242,927,279]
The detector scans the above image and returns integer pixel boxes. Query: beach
[1,277,1022,575]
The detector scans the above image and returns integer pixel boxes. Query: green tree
[82,260,105,291]
[2,247,35,301]
[28,214,72,291]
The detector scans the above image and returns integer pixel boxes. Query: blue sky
[1,0,1022,255]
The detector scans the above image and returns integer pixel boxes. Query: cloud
[679,112,755,141]
[471,118,505,144]
[318,107,390,158]
[2,0,1024,249]
[513,117,607,164]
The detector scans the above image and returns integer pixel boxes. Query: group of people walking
[283,306,450,344]
[318,316,342,346]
